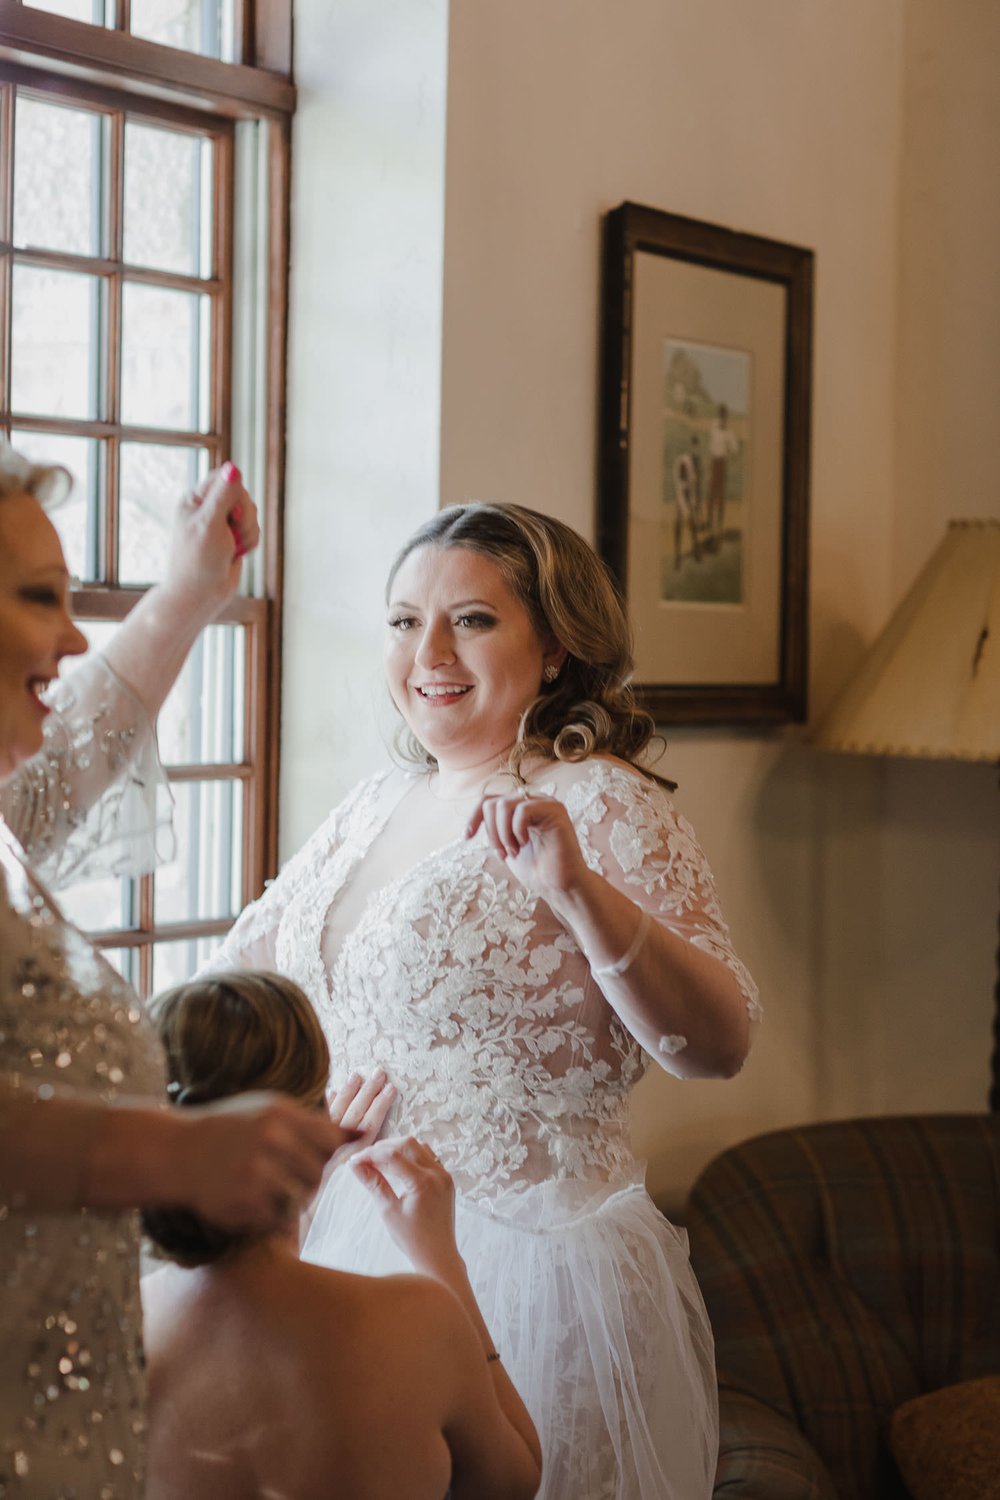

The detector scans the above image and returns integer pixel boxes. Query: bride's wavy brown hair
[386,502,673,787]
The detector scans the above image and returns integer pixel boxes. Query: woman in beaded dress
[0,447,344,1499]
[207,502,761,1500]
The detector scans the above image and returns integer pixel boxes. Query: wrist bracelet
[486,1350,501,1364]
[591,909,651,980]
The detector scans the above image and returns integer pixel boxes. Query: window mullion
[0,84,12,419]
[213,124,231,463]
[3,242,222,294]
[139,873,154,997]
[104,106,123,584]
[137,931,153,1000]
[0,82,12,243]
[84,106,105,574]
[243,611,260,903]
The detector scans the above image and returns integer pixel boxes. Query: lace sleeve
[568,763,760,1024]
[195,776,376,976]
[195,855,301,974]
[0,655,174,890]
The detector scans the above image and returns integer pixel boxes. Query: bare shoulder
[285,1266,470,1415]
[287,1263,459,1342]
[336,1269,464,1335]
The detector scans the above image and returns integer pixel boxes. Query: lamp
[811,519,1000,1107]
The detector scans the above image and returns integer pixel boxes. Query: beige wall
[283,0,450,851]
[870,0,1000,1122]
[287,0,1000,1212]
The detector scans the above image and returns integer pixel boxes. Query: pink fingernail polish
[223,461,241,484]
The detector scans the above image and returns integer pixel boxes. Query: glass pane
[58,875,134,934]
[119,442,208,585]
[11,430,102,583]
[121,283,211,431]
[130,0,225,59]
[12,265,102,420]
[158,625,245,765]
[24,0,109,23]
[154,780,242,924]
[15,96,104,257]
[97,947,138,985]
[124,122,212,277]
[152,934,224,993]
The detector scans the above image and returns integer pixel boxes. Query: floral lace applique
[567,765,760,1020]
[214,759,758,1202]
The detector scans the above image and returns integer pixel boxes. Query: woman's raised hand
[162,462,261,623]
[351,1136,462,1280]
[466,791,590,906]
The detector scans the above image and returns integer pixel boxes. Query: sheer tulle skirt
[303,1167,718,1500]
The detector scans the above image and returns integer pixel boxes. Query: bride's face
[385,544,560,771]
[0,492,87,781]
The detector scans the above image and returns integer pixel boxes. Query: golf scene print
[661,338,750,604]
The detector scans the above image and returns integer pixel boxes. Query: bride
[208,500,759,1499]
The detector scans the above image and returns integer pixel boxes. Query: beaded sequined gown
[0,658,169,1499]
[210,759,760,1500]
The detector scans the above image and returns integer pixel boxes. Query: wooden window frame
[0,0,293,990]
[0,1,293,115]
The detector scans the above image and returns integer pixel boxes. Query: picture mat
[627,251,786,685]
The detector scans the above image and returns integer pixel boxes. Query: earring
[542,664,559,683]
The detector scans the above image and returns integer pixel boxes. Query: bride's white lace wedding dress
[208,756,759,1500]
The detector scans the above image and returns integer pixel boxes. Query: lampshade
[812,519,1000,761]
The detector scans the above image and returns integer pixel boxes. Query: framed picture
[598,201,813,723]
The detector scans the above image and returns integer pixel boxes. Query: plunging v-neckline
[317,774,485,987]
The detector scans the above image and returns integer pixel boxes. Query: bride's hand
[351,1136,462,1281]
[326,1069,396,1170]
[466,791,589,903]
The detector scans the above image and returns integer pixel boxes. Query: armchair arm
[714,1390,838,1500]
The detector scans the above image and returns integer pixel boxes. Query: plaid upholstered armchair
[685,1115,1000,1499]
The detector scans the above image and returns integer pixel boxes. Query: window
[1,2,292,996]
[24,1,238,61]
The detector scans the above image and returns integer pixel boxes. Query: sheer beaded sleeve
[0,654,174,889]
